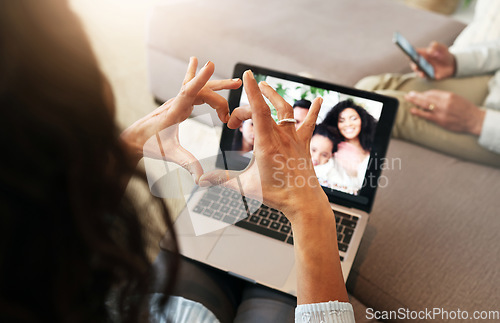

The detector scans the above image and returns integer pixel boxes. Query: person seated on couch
[0,1,354,322]
[355,1,500,168]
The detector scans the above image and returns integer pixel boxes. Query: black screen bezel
[217,63,398,213]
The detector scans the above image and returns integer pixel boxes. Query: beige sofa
[147,1,500,322]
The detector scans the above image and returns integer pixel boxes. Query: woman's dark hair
[312,124,338,153]
[320,99,377,152]
[232,128,244,151]
[0,1,178,322]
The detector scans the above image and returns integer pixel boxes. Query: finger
[207,78,242,91]
[182,57,198,85]
[409,62,418,72]
[227,105,252,129]
[243,70,275,137]
[297,97,322,140]
[178,61,215,101]
[198,169,242,189]
[259,81,293,120]
[416,48,427,57]
[198,88,231,123]
[410,62,425,77]
[428,41,446,58]
[404,91,434,110]
[410,57,428,79]
[174,145,204,184]
[423,89,447,101]
[410,106,436,122]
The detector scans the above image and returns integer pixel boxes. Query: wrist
[469,108,486,136]
[289,197,348,304]
[120,122,146,165]
[284,190,332,228]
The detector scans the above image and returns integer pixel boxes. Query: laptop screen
[217,63,398,213]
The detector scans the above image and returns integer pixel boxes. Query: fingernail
[204,61,211,68]
[318,97,324,105]
[232,78,240,82]
[408,91,416,97]
[192,173,199,184]
[260,81,269,87]
[246,70,254,79]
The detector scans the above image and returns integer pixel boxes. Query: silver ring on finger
[276,118,297,125]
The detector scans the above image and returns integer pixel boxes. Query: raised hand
[199,71,327,223]
[121,57,241,182]
[200,71,349,305]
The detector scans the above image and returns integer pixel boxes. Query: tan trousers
[355,73,500,168]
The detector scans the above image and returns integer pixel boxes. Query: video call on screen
[228,73,383,196]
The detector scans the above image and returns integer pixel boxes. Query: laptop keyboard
[193,186,358,260]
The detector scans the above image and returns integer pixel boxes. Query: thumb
[198,169,242,189]
[170,146,204,184]
[429,42,446,58]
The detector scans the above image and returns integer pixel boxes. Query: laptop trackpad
[207,226,295,287]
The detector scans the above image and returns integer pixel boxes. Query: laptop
[159,63,398,296]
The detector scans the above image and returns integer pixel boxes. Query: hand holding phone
[393,31,435,79]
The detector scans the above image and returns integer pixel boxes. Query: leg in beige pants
[355,73,500,168]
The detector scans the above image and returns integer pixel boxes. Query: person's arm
[404,90,485,135]
[200,71,352,308]
[404,89,500,154]
[289,199,348,304]
[478,109,500,154]
[449,41,500,154]
[450,40,500,77]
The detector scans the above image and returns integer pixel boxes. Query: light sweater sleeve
[450,40,500,77]
[478,109,500,154]
[151,295,355,323]
[295,301,355,323]
[150,295,220,323]
[451,40,500,154]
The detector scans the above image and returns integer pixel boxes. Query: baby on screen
[310,124,365,195]
[310,124,337,187]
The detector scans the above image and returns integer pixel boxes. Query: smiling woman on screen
[321,99,377,194]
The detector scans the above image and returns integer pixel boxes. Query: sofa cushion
[147,0,465,104]
[347,139,500,322]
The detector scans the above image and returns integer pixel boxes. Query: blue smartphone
[393,31,435,79]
